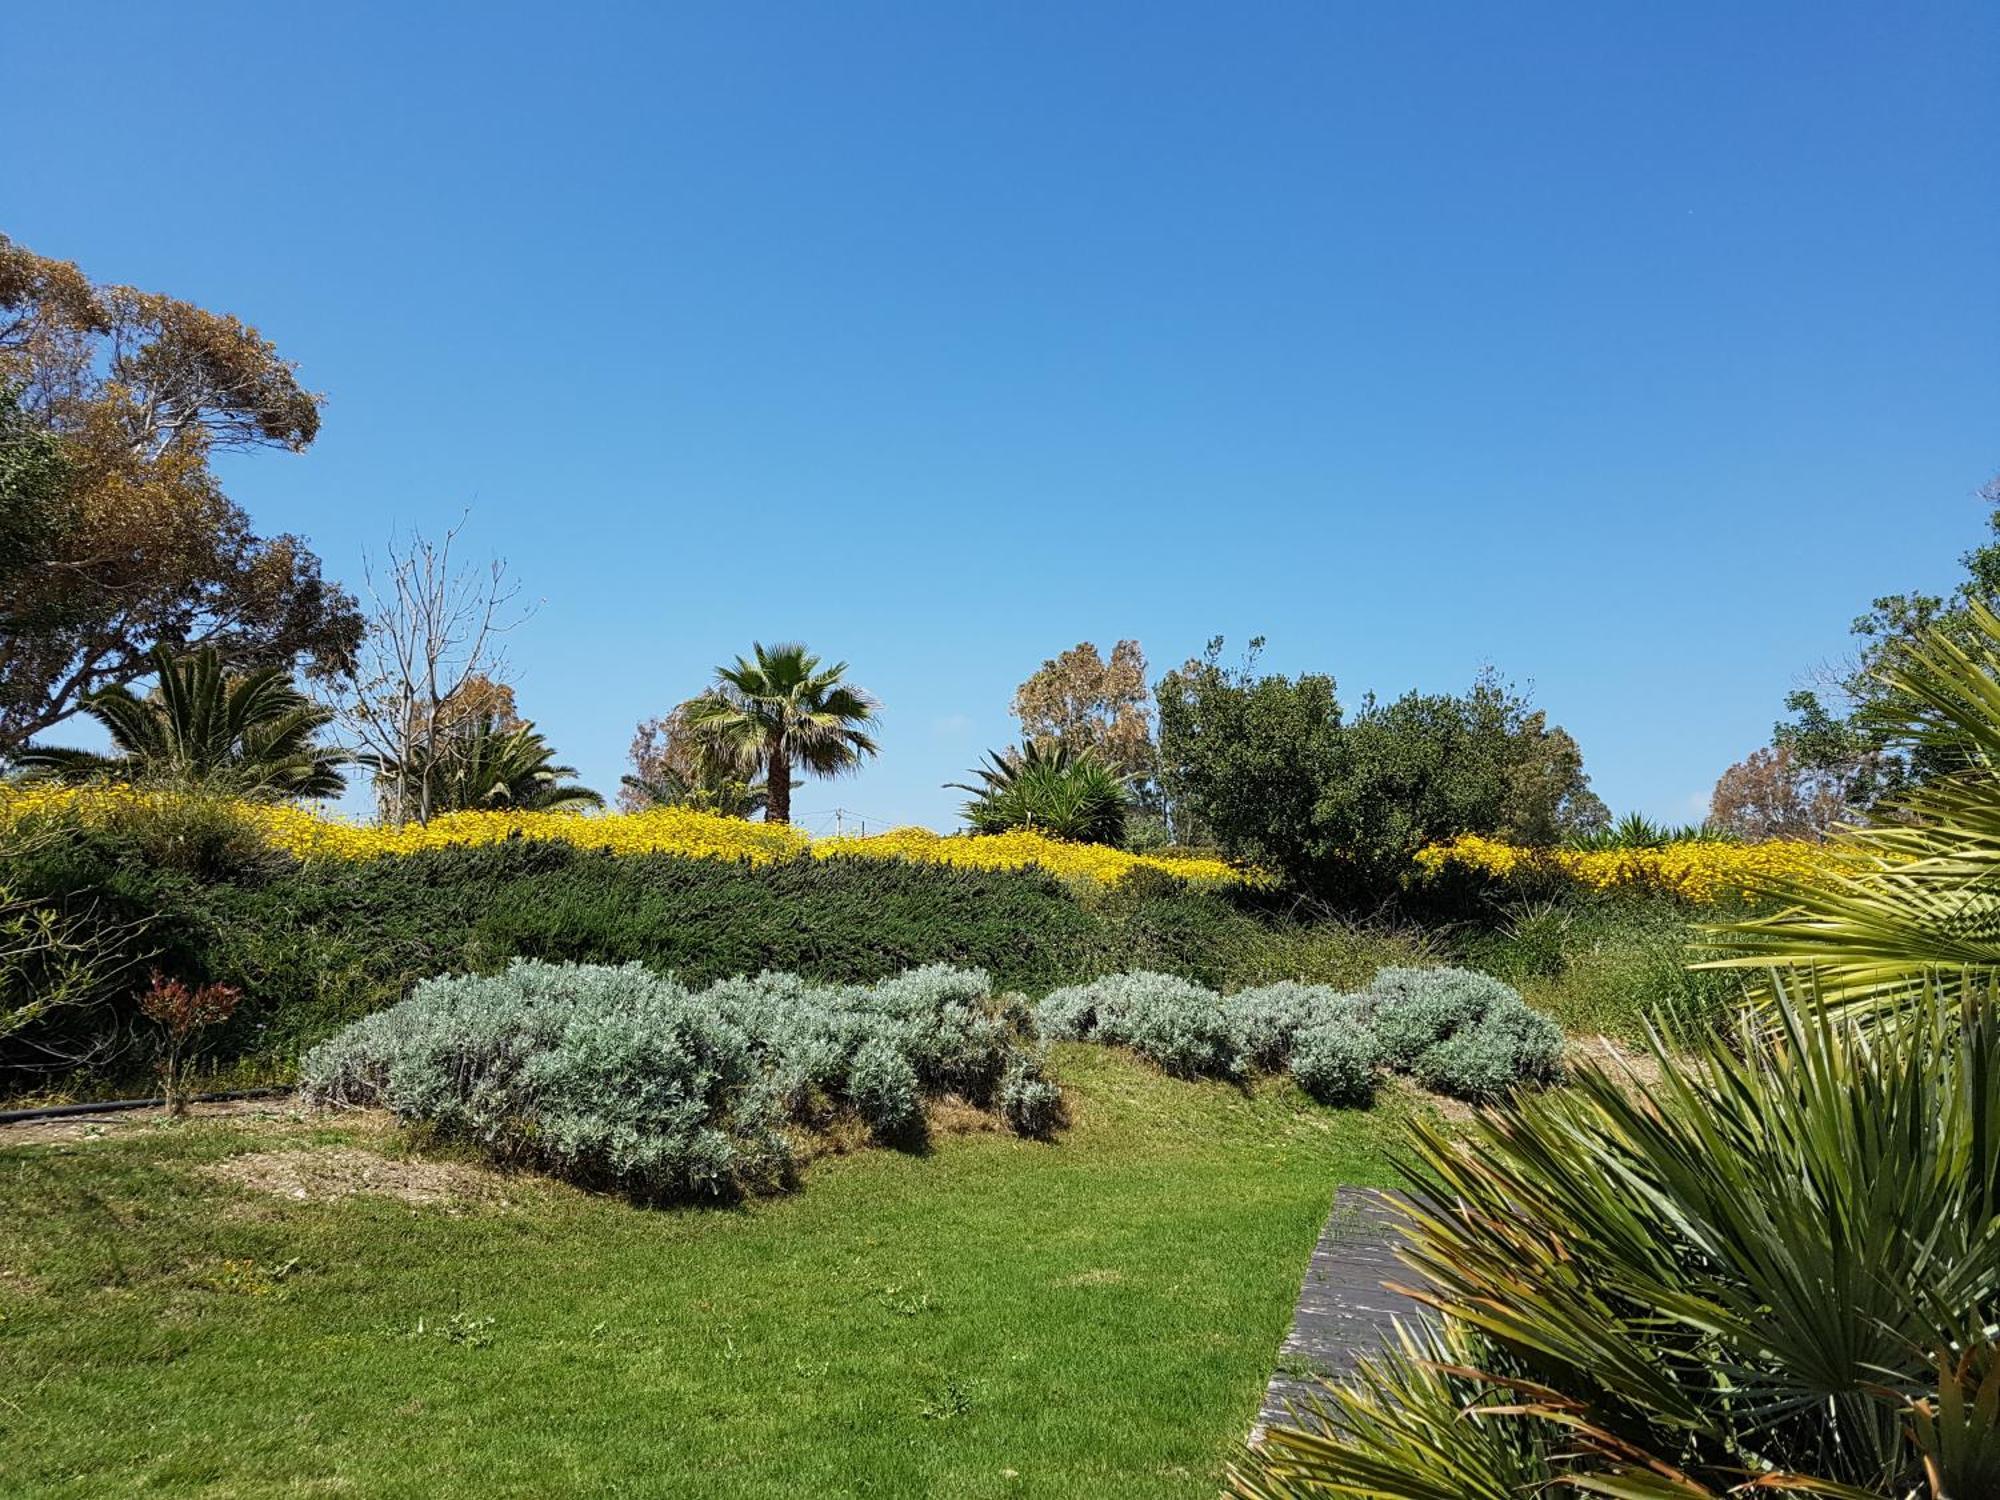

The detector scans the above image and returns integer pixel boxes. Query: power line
[790,805,910,836]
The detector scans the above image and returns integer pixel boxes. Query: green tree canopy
[1156,639,1605,898]
[1772,474,2000,808]
[0,235,361,757]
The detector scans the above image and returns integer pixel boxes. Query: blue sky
[8,2,1997,831]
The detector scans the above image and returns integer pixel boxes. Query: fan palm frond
[1235,977,2000,1496]
[685,642,878,824]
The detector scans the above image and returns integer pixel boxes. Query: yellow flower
[1,785,1261,890]
[1416,833,1839,905]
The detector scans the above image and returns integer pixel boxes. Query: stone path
[1250,1186,1421,1441]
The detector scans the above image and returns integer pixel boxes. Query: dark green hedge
[198,840,1111,1054]
[6,832,1170,1082]
[0,824,1572,1093]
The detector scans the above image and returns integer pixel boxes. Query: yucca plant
[1234,977,2000,1498]
[15,643,347,799]
[1565,811,1736,852]
[949,739,1132,846]
[1705,599,2000,1017]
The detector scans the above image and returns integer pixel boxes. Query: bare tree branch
[323,515,533,823]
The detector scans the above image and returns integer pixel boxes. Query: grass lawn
[0,1045,1404,1498]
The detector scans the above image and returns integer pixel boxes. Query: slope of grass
[1449,891,1746,1044]
[0,1046,1402,1499]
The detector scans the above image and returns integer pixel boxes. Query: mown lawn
[0,1046,1403,1499]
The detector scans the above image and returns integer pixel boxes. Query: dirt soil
[1569,1033,1669,1094]
[0,1098,536,1210]
[0,1095,315,1147]
[202,1145,518,1207]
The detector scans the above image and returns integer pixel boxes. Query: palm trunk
[767,742,792,825]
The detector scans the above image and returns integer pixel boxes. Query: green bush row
[302,960,1059,1201]
[0,811,1727,1092]
[1035,966,1565,1104]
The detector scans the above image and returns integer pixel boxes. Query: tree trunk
[767,742,792,824]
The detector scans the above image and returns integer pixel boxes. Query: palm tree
[619,697,791,820]
[949,740,1132,845]
[682,642,879,825]
[16,643,346,799]
[367,714,602,816]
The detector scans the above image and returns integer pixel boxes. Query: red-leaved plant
[137,972,242,1116]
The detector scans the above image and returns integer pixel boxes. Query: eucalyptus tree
[0,233,361,755]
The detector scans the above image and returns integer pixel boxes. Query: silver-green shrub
[1412,1001,1565,1100]
[1290,1019,1378,1106]
[1034,970,1243,1077]
[847,1036,923,1137]
[301,960,787,1198]
[301,959,1042,1199]
[1033,965,1558,1103]
[1367,966,1564,1101]
[1031,982,1106,1045]
[699,963,1011,1121]
[999,1052,1062,1137]
[870,964,1015,1099]
[1223,981,1366,1071]
[1369,967,1514,1067]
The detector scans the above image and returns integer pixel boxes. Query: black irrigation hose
[0,1086,293,1126]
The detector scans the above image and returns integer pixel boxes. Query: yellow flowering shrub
[811,824,1261,888]
[1,784,1257,889]
[1415,833,1836,906]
